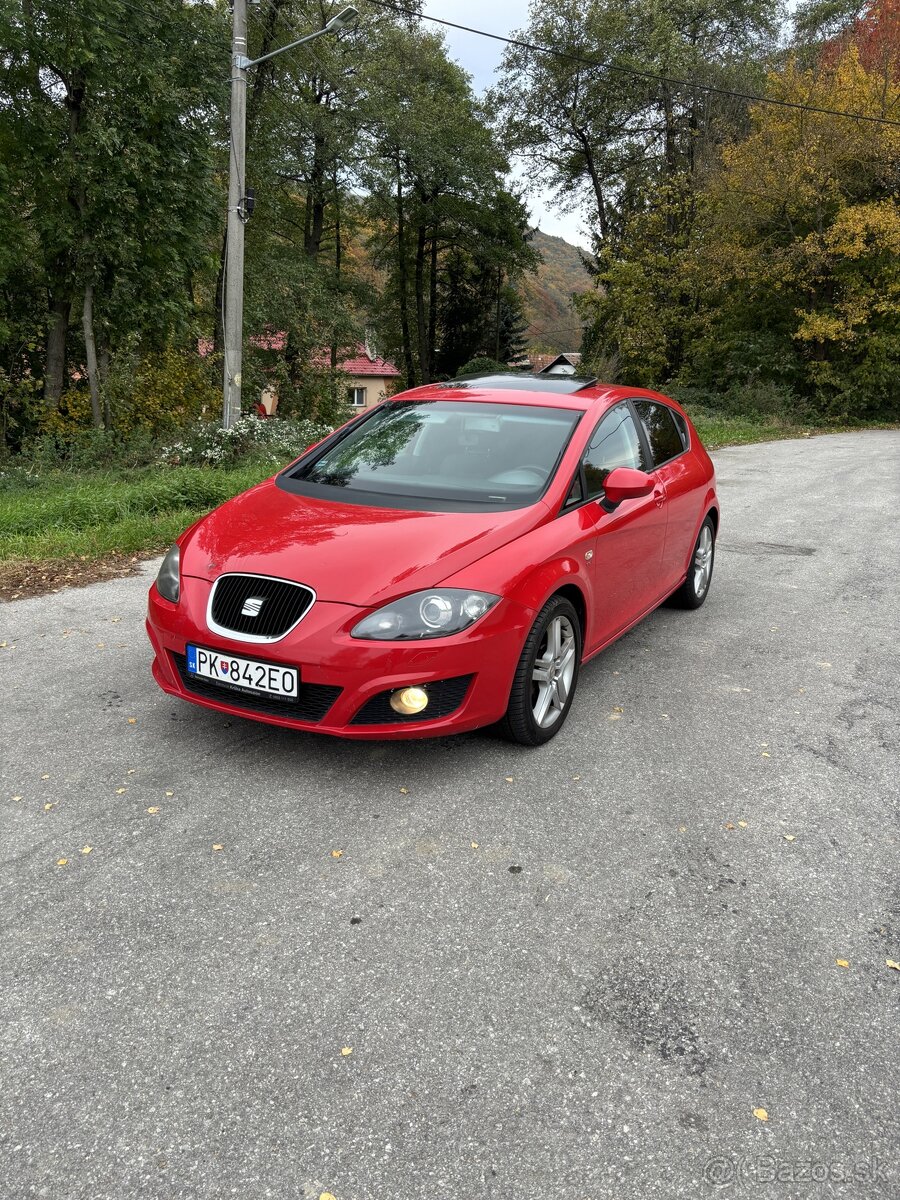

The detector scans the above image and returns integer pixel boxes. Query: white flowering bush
[159,415,332,468]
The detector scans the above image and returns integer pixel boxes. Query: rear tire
[499,595,582,746]
[669,516,716,609]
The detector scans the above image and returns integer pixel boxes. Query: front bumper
[146,577,532,739]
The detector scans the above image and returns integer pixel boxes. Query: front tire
[669,516,716,609]
[499,595,582,746]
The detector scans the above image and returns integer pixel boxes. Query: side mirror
[603,466,654,504]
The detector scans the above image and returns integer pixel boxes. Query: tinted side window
[633,400,685,466]
[583,406,648,499]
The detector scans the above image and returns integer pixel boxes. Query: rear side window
[633,400,686,466]
[583,405,649,499]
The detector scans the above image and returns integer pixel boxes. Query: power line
[367,0,900,130]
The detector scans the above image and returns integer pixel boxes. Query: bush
[159,414,332,468]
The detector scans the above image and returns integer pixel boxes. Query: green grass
[0,463,273,562]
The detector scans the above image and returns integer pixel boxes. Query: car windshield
[283,399,582,511]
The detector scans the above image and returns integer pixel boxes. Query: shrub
[159,414,332,468]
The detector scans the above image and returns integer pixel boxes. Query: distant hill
[521,229,594,355]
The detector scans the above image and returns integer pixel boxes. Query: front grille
[209,574,314,640]
[350,675,474,725]
[172,653,341,723]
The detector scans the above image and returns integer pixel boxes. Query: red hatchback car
[147,375,718,744]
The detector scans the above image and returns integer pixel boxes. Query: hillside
[521,229,594,355]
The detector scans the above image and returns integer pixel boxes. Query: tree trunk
[415,213,429,383]
[305,134,327,260]
[45,293,71,407]
[576,129,608,243]
[494,266,502,362]
[396,159,416,387]
[82,283,103,428]
[427,231,438,378]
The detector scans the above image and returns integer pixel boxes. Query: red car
[147,375,718,744]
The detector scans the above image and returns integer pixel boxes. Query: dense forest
[0,0,898,456]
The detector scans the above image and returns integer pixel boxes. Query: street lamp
[222,6,360,428]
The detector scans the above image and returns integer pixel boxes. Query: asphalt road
[2,431,898,1200]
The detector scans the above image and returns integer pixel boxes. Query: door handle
[653,487,665,508]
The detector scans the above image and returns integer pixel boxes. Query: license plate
[186,645,298,698]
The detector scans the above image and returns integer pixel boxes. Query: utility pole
[223,0,248,429]
[221,4,360,428]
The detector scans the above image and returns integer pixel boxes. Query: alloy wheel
[531,614,577,729]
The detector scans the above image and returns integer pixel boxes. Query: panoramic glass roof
[445,373,598,394]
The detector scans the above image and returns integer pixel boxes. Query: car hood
[181,478,548,606]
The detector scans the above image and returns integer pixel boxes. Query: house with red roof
[329,340,402,410]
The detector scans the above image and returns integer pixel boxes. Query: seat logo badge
[585,550,594,561]
[241,596,266,618]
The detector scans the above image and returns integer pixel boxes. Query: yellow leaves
[399,786,409,795]
[115,788,127,795]
[887,959,900,972]
[738,820,748,829]
[127,717,137,725]
[835,959,850,969]
[146,806,160,815]
[165,790,174,797]
[212,844,224,852]
[340,1046,352,1056]
[753,1107,769,1122]
[81,845,92,855]
[12,795,23,802]
[471,841,479,849]
[725,822,736,831]
[783,834,796,843]
[330,849,343,859]
[41,773,49,780]
[608,706,624,721]
[504,776,514,783]
[56,858,68,867]
[44,802,55,812]
[320,1193,338,1200]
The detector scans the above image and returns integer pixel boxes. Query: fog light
[389,686,429,715]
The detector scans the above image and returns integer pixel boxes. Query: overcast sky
[421,1,589,247]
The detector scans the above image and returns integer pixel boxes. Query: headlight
[156,544,180,603]
[351,588,500,640]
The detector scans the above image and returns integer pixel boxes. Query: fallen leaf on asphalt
[725,822,735,830]
[399,786,409,794]
[608,712,621,721]
[320,1192,337,1200]
[127,769,135,775]
[116,788,127,795]
[56,858,68,867]
[613,705,624,713]
[41,773,49,780]
[783,834,796,842]
[111,617,121,623]
[165,790,174,797]
[0,641,6,648]
[738,820,748,828]
[12,795,23,802]
[146,806,159,814]
[761,752,770,758]
[678,825,687,833]
[835,959,849,968]
[331,849,343,858]
[340,1046,352,1056]
[887,959,900,972]
[81,846,92,855]
[753,1108,769,1121]
[127,717,137,725]
[44,803,55,811]
[471,841,479,849]
[572,774,581,780]
[505,776,514,782]
[212,844,224,851]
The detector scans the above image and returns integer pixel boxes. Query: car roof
[393,375,625,411]
[389,377,692,421]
